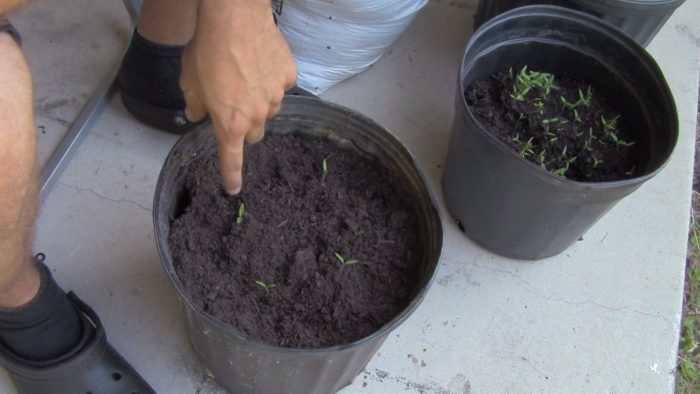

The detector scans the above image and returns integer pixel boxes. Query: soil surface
[466,68,638,182]
[169,133,422,348]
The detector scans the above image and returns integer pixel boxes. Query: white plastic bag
[277,0,428,94]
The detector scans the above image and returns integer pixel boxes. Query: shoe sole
[120,89,205,135]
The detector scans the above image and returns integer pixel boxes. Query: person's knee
[0,1,26,16]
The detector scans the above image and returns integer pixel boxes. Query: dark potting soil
[466,67,638,182]
[169,133,422,348]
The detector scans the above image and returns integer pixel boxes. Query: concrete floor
[3,0,699,393]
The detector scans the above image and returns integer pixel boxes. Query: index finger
[213,111,250,196]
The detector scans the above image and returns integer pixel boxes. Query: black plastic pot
[154,96,443,393]
[474,0,686,47]
[442,5,677,260]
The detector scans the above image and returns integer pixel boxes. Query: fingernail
[184,107,193,121]
[226,186,242,196]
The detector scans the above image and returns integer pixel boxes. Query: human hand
[180,0,296,195]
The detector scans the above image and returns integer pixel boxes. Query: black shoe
[118,29,203,134]
[0,292,155,394]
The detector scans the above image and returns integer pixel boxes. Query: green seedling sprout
[533,99,544,115]
[625,165,636,176]
[353,229,364,238]
[510,66,558,101]
[255,280,276,293]
[561,87,593,110]
[579,86,593,107]
[573,108,582,123]
[601,115,613,130]
[540,73,558,97]
[542,117,559,134]
[593,157,603,168]
[335,252,359,267]
[605,128,634,148]
[538,149,547,168]
[553,156,577,178]
[583,138,591,151]
[322,158,328,176]
[510,67,531,101]
[519,137,535,158]
[601,115,619,135]
[616,139,635,148]
[236,202,245,224]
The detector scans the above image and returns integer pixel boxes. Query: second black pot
[442,5,677,260]
[474,0,686,47]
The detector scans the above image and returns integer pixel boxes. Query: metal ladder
[39,0,141,202]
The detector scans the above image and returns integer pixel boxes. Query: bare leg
[0,20,155,393]
[137,0,199,45]
[0,33,40,309]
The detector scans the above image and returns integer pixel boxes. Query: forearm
[195,0,273,34]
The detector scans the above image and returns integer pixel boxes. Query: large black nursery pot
[474,0,686,47]
[442,5,677,260]
[154,96,443,393]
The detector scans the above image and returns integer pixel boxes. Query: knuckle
[251,103,269,123]
[271,86,285,105]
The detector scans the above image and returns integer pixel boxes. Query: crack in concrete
[446,258,673,326]
[36,112,71,127]
[364,368,468,394]
[675,24,700,48]
[520,356,549,381]
[57,182,151,212]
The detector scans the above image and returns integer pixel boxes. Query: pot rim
[459,5,678,190]
[154,96,444,355]
[571,0,685,9]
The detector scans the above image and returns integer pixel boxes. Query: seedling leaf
[335,252,359,266]
[236,202,245,224]
[255,279,276,293]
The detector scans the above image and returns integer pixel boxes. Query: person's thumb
[183,91,207,122]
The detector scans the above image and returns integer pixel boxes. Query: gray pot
[153,96,443,393]
[442,6,677,260]
[474,0,686,46]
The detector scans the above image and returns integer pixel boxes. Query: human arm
[180,0,297,195]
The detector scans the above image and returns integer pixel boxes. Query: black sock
[0,259,83,361]
[118,28,186,110]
